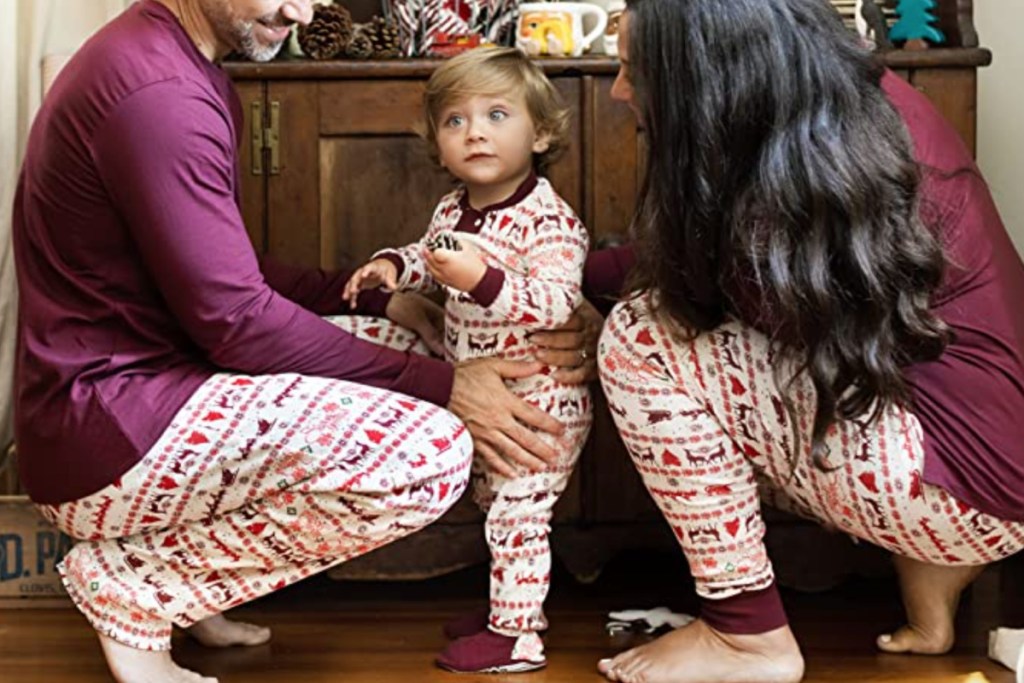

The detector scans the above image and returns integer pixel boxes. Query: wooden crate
[0,495,72,607]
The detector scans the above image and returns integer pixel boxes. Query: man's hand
[385,292,446,357]
[425,240,487,292]
[448,358,564,478]
[529,299,604,384]
[342,258,399,309]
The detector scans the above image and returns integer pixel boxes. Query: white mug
[517,2,608,58]
[602,0,626,56]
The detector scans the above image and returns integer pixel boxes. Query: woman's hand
[342,258,399,309]
[425,240,487,292]
[384,291,446,357]
[448,358,564,478]
[530,299,604,384]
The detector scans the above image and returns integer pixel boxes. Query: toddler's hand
[342,258,399,309]
[425,239,487,293]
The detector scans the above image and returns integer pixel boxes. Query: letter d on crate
[0,496,74,608]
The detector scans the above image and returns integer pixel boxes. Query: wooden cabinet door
[235,80,267,253]
[315,79,450,269]
[910,68,978,156]
[585,75,641,245]
[258,76,589,521]
[263,77,584,271]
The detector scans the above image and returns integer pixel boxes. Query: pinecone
[367,15,402,59]
[297,3,353,60]
[345,25,374,60]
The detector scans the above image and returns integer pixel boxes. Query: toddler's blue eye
[446,115,464,127]
[489,110,508,121]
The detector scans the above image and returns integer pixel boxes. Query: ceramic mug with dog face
[517,2,608,57]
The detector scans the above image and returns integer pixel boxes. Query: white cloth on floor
[988,627,1024,683]
[606,607,695,634]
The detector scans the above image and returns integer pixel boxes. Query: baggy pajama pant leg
[41,318,473,650]
[597,296,1024,625]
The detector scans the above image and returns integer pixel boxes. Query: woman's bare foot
[99,633,217,683]
[877,555,986,655]
[597,618,804,683]
[187,613,272,648]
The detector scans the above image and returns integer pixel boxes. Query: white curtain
[1,0,133,455]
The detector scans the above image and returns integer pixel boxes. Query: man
[13,2,592,681]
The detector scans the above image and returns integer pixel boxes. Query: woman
[586,0,1024,681]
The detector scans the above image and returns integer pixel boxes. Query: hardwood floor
[0,550,1020,682]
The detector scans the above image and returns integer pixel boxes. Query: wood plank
[0,555,1018,682]
[879,48,991,69]
[227,56,623,80]
[910,68,978,156]
[588,75,639,243]
[266,81,322,268]
[234,80,267,254]
[224,50,994,81]
[319,136,451,268]
[547,78,583,217]
[320,81,425,135]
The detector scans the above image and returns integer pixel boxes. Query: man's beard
[205,0,290,62]
[235,22,287,62]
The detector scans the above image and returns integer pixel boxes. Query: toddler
[344,47,592,674]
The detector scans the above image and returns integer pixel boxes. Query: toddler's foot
[443,607,490,640]
[437,630,546,673]
[99,633,217,683]
[442,607,549,640]
[187,613,271,648]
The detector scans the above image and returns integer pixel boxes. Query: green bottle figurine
[889,0,946,49]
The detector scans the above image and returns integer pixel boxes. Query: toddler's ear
[533,131,552,154]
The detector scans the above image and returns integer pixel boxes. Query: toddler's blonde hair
[422,47,570,174]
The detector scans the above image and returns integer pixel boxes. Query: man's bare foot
[877,555,985,655]
[187,613,272,648]
[597,618,804,683]
[98,633,217,683]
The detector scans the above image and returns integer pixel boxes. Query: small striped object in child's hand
[426,232,463,252]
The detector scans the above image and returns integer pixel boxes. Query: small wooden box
[0,495,72,607]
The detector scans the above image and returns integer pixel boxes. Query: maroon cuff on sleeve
[699,582,788,635]
[469,266,505,307]
[378,253,406,281]
[356,288,393,317]
[395,354,456,407]
[583,245,637,315]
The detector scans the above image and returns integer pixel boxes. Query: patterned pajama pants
[40,316,473,651]
[471,378,591,641]
[598,295,1024,605]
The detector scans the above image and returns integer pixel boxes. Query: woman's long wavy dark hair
[624,0,949,464]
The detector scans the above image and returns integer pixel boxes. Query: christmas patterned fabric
[598,295,1024,610]
[373,177,592,646]
[40,317,473,651]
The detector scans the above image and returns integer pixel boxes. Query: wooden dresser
[222,34,990,587]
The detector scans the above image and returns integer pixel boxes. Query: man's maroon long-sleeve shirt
[13,1,452,504]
